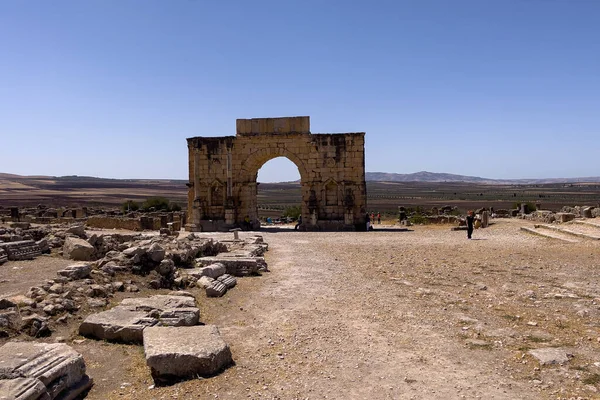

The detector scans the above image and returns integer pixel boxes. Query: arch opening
[254,157,302,225]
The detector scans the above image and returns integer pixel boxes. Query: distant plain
[1,173,598,217]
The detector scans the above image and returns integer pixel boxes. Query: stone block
[119,295,196,311]
[206,280,227,297]
[185,263,226,279]
[63,237,95,261]
[0,342,91,400]
[66,225,86,238]
[216,274,237,289]
[195,276,214,289]
[0,241,41,261]
[528,348,570,365]
[236,119,246,135]
[79,295,199,343]
[556,213,575,223]
[0,377,48,400]
[143,325,232,383]
[57,264,92,280]
[78,307,151,343]
[195,256,266,276]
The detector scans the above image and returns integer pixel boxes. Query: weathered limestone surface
[184,263,226,279]
[195,256,265,276]
[79,295,199,343]
[0,248,7,265]
[206,280,227,297]
[528,348,570,365]
[217,274,237,289]
[119,295,195,311]
[78,308,151,343]
[186,116,367,232]
[0,377,49,400]
[556,213,575,223]
[57,264,92,280]
[0,241,41,261]
[143,325,232,382]
[195,276,215,289]
[0,342,91,400]
[62,237,95,261]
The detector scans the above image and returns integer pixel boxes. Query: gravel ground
[4,218,600,399]
[0,255,74,297]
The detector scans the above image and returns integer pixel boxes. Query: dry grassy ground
[2,219,600,399]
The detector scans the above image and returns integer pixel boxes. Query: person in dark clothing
[365,212,371,231]
[294,215,302,230]
[466,210,475,239]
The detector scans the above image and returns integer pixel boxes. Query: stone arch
[237,147,308,184]
[186,116,366,231]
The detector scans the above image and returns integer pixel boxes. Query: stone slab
[0,241,41,261]
[119,295,195,311]
[528,348,570,365]
[143,325,232,383]
[62,237,94,261]
[183,263,226,279]
[79,308,152,343]
[0,342,89,399]
[195,256,265,276]
[0,377,49,400]
[206,281,227,297]
[79,295,199,343]
[57,264,92,280]
[216,274,237,289]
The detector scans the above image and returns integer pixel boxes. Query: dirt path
[96,219,600,399]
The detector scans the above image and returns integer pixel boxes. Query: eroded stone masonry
[186,116,366,231]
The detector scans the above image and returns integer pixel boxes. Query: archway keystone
[186,116,367,231]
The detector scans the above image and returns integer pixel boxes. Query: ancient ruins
[185,116,367,231]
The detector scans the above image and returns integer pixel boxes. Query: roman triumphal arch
[186,116,366,231]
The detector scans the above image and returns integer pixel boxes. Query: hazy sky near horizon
[1,1,599,182]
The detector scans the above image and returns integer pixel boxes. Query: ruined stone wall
[86,216,144,231]
[187,116,367,231]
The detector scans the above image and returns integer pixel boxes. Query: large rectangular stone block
[273,117,290,133]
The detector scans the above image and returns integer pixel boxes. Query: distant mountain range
[365,171,600,184]
[2,172,600,185]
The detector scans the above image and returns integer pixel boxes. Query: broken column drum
[186,116,367,231]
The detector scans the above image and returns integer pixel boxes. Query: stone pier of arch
[186,116,367,232]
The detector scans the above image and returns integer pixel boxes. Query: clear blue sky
[1,1,598,182]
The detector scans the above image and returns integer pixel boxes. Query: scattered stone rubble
[0,220,267,388]
[0,342,92,399]
[0,223,267,340]
[523,205,598,223]
[80,293,234,384]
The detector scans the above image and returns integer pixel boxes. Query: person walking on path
[377,212,381,224]
[294,215,302,230]
[466,210,475,239]
[365,212,371,231]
